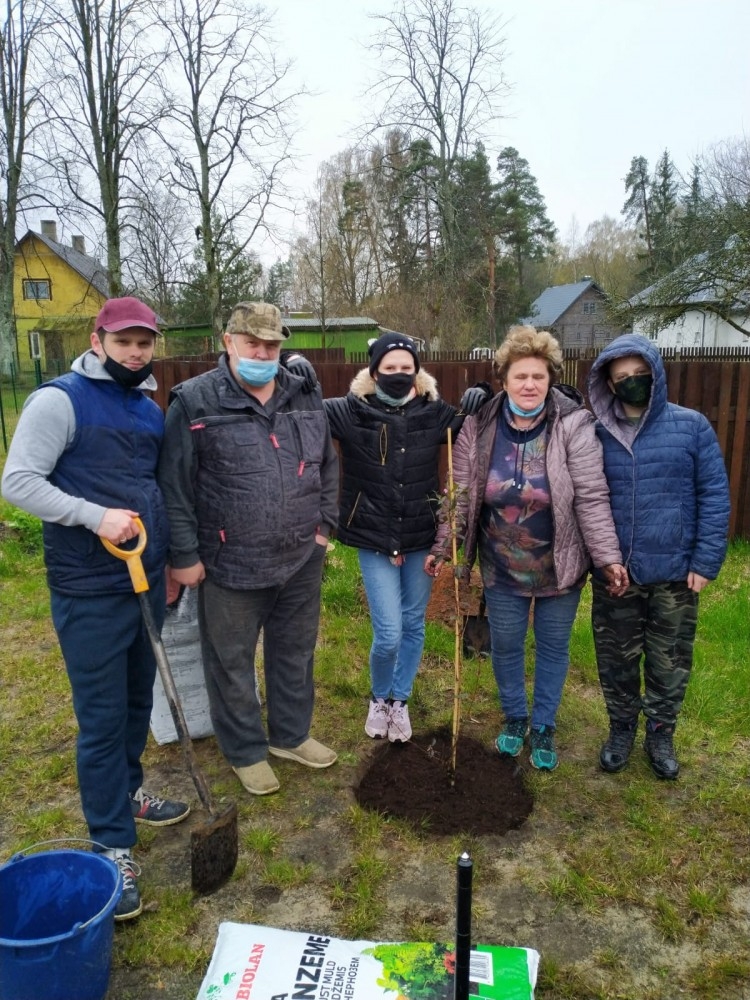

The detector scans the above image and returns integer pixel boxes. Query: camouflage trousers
[591,577,699,726]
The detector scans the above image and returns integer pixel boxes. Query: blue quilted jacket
[587,335,730,584]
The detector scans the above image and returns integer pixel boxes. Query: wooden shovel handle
[101,517,149,593]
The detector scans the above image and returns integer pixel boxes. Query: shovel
[462,592,491,659]
[102,519,238,894]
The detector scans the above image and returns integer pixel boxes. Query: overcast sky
[260,0,750,263]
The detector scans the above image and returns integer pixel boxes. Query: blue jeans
[358,549,434,702]
[483,587,582,729]
[50,583,166,850]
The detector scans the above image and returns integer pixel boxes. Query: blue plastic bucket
[0,843,122,1000]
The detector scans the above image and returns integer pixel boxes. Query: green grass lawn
[1,498,749,1000]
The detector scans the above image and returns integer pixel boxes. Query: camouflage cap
[225,301,290,341]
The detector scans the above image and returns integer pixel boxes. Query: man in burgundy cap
[2,296,190,921]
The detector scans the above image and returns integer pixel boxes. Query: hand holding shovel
[102,520,238,894]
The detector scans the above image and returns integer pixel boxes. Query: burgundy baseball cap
[95,296,161,336]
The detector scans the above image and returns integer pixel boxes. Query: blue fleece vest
[40,373,169,595]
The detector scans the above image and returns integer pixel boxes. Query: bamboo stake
[447,427,462,786]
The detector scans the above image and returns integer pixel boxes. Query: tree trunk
[487,236,496,346]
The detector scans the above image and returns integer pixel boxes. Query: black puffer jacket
[324,368,464,556]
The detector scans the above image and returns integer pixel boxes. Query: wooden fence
[152,353,750,541]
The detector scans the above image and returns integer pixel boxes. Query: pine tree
[650,149,680,276]
[450,143,501,343]
[622,155,654,276]
[495,147,556,326]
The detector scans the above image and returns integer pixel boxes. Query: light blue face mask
[236,358,278,386]
[508,397,546,418]
[232,342,279,387]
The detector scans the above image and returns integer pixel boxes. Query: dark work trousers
[197,543,327,767]
[591,577,699,726]
[50,581,166,849]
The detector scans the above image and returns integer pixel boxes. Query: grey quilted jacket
[431,385,622,590]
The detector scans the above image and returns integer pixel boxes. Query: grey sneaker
[114,853,142,922]
[388,701,412,742]
[365,697,390,739]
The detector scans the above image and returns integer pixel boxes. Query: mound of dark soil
[354,729,534,836]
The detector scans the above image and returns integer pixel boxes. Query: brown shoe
[268,738,337,769]
[232,760,280,795]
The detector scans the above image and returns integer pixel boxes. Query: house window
[582,301,596,315]
[29,330,42,359]
[23,279,51,300]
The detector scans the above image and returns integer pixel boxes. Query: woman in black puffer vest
[324,332,490,744]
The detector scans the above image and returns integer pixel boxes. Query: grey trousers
[198,544,327,767]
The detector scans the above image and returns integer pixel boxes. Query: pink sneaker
[365,698,390,738]
[388,701,412,742]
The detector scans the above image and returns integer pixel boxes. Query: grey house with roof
[522,279,622,349]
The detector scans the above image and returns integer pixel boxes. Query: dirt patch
[355,729,533,835]
[425,566,485,624]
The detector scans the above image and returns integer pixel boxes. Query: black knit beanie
[368,332,421,375]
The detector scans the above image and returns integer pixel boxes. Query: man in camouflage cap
[158,301,339,796]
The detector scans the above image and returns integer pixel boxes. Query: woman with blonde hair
[426,326,627,770]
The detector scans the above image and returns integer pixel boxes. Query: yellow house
[14,220,109,375]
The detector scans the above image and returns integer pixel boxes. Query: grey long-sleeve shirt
[1,351,158,531]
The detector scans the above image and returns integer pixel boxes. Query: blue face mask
[233,346,279,387]
[236,358,278,386]
[508,397,546,418]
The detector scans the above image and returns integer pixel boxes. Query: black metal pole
[454,851,473,1000]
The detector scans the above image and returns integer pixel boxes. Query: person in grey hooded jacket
[587,334,730,780]
[1,296,190,922]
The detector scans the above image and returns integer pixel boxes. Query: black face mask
[612,373,653,407]
[102,353,153,388]
[376,372,416,400]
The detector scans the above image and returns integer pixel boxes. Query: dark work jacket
[324,367,464,556]
[159,355,338,590]
[40,372,168,594]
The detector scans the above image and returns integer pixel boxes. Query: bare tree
[291,173,329,330]
[41,0,167,294]
[368,0,508,274]
[625,137,750,337]
[157,0,296,337]
[0,0,45,373]
[122,181,195,317]
[699,135,750,206]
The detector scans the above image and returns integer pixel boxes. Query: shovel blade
[462,614,491,658]
[190,802,239,895]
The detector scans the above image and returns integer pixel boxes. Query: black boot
[644,720,679,780]
[599,718,638,773]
